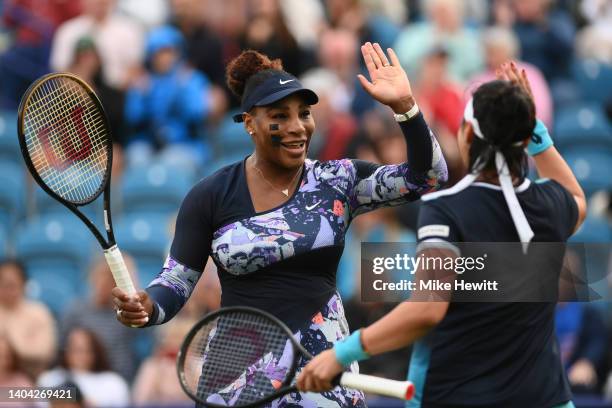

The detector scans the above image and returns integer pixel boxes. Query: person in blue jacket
[124,25,211,167]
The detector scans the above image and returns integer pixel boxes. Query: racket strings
[23,76,109,203]
[183,312,294,406]
[27,80,106,200]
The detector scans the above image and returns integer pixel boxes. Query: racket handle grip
[104,245,137,295]
[339,372,415,400]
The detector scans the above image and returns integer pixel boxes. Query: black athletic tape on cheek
[270,123,282,146]
[271,134,282,146]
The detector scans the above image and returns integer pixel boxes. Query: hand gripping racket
[177,306,415,407]
[17,73,136,295]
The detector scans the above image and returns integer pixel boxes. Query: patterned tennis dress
[144,113,447,407]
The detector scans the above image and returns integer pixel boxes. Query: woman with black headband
[297,63,587,408]
[111,42,447,407]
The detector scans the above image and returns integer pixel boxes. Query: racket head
[177,306,307,408]
[17,72,113,206]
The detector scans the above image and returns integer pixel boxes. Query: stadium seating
[0,162,26,234]
[14,213,95,272]
[120,163,193,217]
[33,183,101,221]
[212,110,253,159]
[562,147,612,196]
[25,268,79,316]
[554,103,612,152]
[572,59,612,105]
[15,214,95,312]
[0,110,21,166]
[113,212,172,285]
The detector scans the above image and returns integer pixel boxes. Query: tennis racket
[177,306,415,407]
[17,72,136,295]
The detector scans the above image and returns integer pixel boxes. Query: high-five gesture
[358,42,415,114]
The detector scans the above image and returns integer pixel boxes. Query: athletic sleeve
[348,113,447,219]
[144,182,213,325]
[541,179,579,239]
[416,200,461,256]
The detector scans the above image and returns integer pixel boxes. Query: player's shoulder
[184,160,243,205]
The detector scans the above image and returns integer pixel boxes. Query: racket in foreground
[17,72,136,295]
[177,306,415,407]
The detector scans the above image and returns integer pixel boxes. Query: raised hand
[358,42,415,114]
[496,61,535,106]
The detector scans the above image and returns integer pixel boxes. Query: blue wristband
[334,330,370,367]
[527,119,553,156]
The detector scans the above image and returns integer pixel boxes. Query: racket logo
[38,106,93,170]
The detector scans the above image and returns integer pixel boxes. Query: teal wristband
[334,330,370,367]
[527,119,553,156]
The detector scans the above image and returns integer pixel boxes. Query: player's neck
[476,172,523,186]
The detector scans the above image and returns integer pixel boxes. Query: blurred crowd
[0,0,612,406]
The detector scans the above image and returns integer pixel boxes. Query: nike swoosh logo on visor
[279,79,295,85]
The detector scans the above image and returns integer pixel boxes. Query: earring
[249,130,254,135]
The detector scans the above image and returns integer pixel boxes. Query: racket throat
[104,209,111,232]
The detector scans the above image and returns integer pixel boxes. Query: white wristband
[394,103,420,122]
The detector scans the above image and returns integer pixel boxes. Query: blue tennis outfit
[411,178,578,408]
[144,113,447,407]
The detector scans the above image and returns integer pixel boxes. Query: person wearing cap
[111,42,447,406]
[297,62,587,408]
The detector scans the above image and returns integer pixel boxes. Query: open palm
[358,42,413,112]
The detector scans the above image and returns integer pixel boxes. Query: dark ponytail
[468,80,536,178]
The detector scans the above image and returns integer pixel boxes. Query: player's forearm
[361,301,448,355]
[399,113,447,186]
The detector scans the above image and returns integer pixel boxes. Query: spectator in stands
[67,36,125,145]
[170,0,228,123]
[576,0,612,64]
[394,0,484,83]
[61,254,141,381]
[0,259,56,378]
[556,303,607,394]
[241,0,307,77]
[132,317,196,405]
[468,26,553,128]
[493,0,575,81]
[124,25,213,169]
[0,334,32,388]
[0,0,81,109]
[38,327,130,407]
[323,0,404,51]
[50,0,144,91]
[415,46,463,137]
[299,68,358,161]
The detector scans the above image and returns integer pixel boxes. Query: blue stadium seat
[570,215,612,243]
[120,163,193,217]
[25,268,79,316]
[33,184,101,222]
[0,162,26,233]
[554,103,612,151]
[568,215,611,305]
[113,212,172,285]
[203,152,248,178]
[15,214,96,282]
[0,110,21,166]
[562,147,612,196]
[572,59,612,105]
[212,110,253,158]
[0,226,7,257]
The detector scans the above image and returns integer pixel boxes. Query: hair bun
[226,50,283,99]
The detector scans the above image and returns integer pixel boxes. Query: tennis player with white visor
[297,62,587,408]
